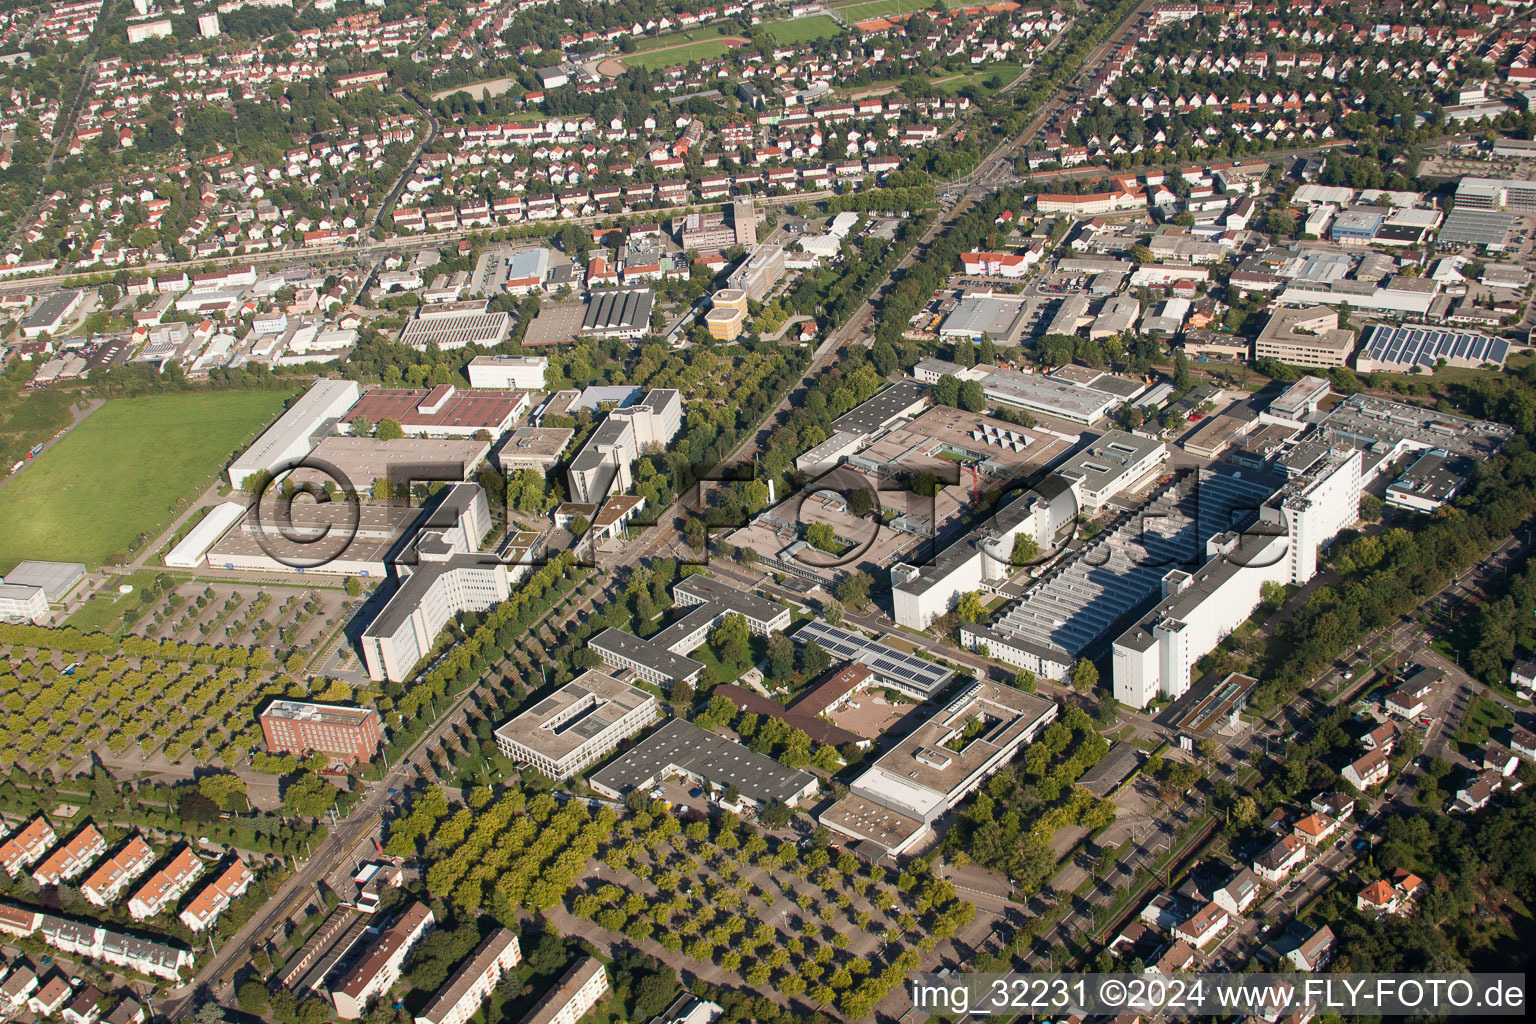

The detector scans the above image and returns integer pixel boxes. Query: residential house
[1287,924,1335,971]
[1253,834,1308,883]
[1343,748,1390,790]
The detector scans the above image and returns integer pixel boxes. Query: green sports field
[0,389,295,572]
[622,39,734,69]
[764,15,845,43]
[832,0,929,21]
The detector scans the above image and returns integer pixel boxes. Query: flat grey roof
[940,294,1028,338]
[673,574,787,627]
[589,718,817,805]
[494,670,653,760]
[1439,208,1516,246]
[1319,393,1512,460]
[1056,430,1165,493]
[0,560,85,601]
[23,290,79,329]
[832,380,929,436]
[981,369,1117,423]
[590,626,705,681]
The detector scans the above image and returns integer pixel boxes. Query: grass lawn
[932,62,1026,98]
[65,569,165,635]
[1455,695,1515,750]
[764,15,845,43]
[622,39,733,69]
[631,25,726,51]
[0,389,294,572]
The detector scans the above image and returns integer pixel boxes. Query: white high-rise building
[198,12,221,37]
[1112,447,1362,708]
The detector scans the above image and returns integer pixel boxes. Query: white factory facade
[360,485,539,682]
[225,378,361,488]
[1112,447,1362,708]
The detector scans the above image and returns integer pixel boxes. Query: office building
[514,957,608,1024]
[361,485,533,683]
[340,385,527,439]
[1454,176,1536,212]
[259,701,386,763]
[178,859,253,932]
[127,848,204,921]
[414,929,521,1024]
[495,426,574,473]
[820,681,1057,856]
[80,836,155,907]
[891,478,1077,630]
[227,378,361,488]
[1112,448,1361,708]
[591,576,789,688]
[31,825,106,887]
[332,902,435,1019]
[1056,431,1169,513]
[0,584,47,623]
[466,355,549,390]
[565,389,682,503]
[1253,307,1356,368]
[733,198,757,246]
[726,244,785,302]
[589,719,820,808]
[493,670,659,780]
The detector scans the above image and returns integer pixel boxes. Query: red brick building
[259,701,385,763]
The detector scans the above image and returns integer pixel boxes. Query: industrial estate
[3,1,1536,1024]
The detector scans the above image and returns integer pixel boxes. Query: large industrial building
[566,389,682,503]
[289,437,490,493]
[1112,447,1362,708]
[819,681,1057,857]
[1355,324,1510,372]
[591,576,790,689]
[581,289,655,339]
[341,385,527,439]
[493,670,659,780]
[961,468,1276,680]
[360,485,541,682]
[399,303,511,351]
[226,378,361,488]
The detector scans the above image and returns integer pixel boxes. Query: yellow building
[705,304,747,341]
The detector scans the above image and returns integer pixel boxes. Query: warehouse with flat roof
[291,437,490,492]
[582,289,654,338]
[226,378,361,488]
